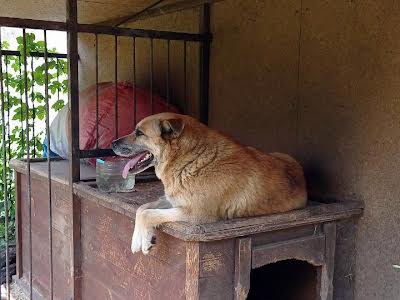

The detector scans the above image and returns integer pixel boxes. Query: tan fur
[113,113,307,254]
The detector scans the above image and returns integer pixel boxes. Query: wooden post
[185,242,200,299]
[317,222,337,300]
[234,238,252,300]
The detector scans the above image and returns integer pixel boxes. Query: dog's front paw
[141,229,156,255]
[131,227,142,254]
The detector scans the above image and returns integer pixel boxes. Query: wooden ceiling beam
[95,0,224,26]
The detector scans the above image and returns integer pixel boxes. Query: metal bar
[150,39,154,114]
[0,17,67,31]
[67,0,80,182]
[0,26,10,300]
[78,24,211,42]
[114,0,165,26]
[18,57,24,156]
[183,41,187,113]
[166,40,170,106]
[114,35,118,138]
[43,30,54,300]
[132,37,137,126]
[23,28,33,300]
[79,148,115,158]
[95,34,99,148]
[199,4,211,124]
[5,56,12,223]
[97,0,223,26]
[1,50,67,59]
[66,2,82,299]
[30,57,36,157]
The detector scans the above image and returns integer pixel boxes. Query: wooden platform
[11,159,363,300]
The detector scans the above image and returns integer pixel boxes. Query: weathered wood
[252,234,326,269]
[13,160,363,242]
[317,223,337,300]
[251,224,321,247]
[185,242,200,299]
[96,0,224,26]
[15,171,23,278]
[18,172,73,299]
[234,238,251,300]
[198,240,235,299]
[13,161,361,300]
[78,24,210,42]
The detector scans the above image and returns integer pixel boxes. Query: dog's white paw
[131,226,142,254]
[141,229,156,255]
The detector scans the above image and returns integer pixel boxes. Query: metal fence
[0,0,211,298]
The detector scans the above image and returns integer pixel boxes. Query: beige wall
[210,1,400,299]
[76,0,400,298]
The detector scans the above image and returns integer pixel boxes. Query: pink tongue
[122,153,147,179]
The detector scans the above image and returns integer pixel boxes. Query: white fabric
[49,105,69,159]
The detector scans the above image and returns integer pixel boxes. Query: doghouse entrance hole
[247,259,317,300]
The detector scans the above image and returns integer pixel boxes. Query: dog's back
[160,116,307,222]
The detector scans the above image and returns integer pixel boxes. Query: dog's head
[112,112,187,178]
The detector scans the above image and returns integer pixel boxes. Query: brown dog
[112,113,307,254]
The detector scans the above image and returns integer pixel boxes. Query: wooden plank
[96,0,224,26]
[19,175,72,237]
[317,223,337,300]
[21,227,72,299]
[14,162,363,242]
[185,242,200,299]
[234,238,251,300]
[197,240,235,299]
[81,198,186,268]
[82,251,179,299]
[78,24,211,42]
[252,234,326,269]
[81,220,185,298]
[251,224,321,247]
[15,171,23,278]
[82,273,125,300]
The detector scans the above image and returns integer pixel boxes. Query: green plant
[0,33,68,247]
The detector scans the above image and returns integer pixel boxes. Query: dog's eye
[135,129,144,137]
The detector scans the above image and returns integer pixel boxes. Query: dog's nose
[112,140,118,149]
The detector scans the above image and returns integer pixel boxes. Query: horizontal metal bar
[0,17,66,31]
[78,24,211,42]
[1,50,67,59]
[79,149,115,158]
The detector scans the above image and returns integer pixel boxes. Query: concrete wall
[76,0,400,298]
[209,1,400,299]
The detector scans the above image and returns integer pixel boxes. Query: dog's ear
[160,118,185,139]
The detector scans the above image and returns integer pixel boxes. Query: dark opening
[247,259,317,300]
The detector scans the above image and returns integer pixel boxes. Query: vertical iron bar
[5,56,12,210]
[18,57,24,156]
[183,41,187,113]
[0,26,10,300]
[199,4,210,124]
[114,35,118,138]
[23,28,33,300]
[150,38,153,114]
[166,40,170,106]
[67,0,80,182]
[132,37,136,126]
[66,1,82,299]
[95,34,99,148]
[30,57,35,157]
[43,30,54,300]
